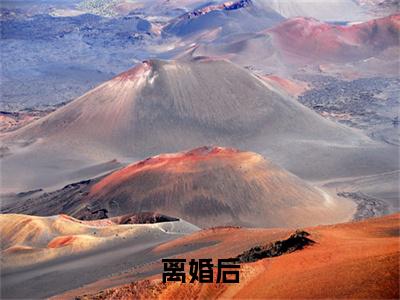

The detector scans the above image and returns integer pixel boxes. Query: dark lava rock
[235,230,315,263]
[112,212,179,224]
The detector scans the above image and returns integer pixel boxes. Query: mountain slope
[260,0,369,22]
[0,213,198,270]
[0,212,199,299]
[190,14,400,73]
[80,147,355,228]
[58,213,400,300]
[85,147,355,227]
[268,14,400,64]
[1,58,397,192]
[1,147,355,228]
[164,0,284,39]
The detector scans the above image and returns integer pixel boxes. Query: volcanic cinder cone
[190,14,400,74]
[1,58,397,192]
[268,14,400,64]
[20,146,352,228]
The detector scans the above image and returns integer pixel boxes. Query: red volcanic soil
[47,236,76,248]
[268,14,400,63]
[261,75,309,96]
[113,61,152,81]
[73,213,400,299]
[90,146,238,194]
[3,245,36,254]
[76,146,351,228]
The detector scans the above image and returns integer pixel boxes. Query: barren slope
[1,59,398,192]
[1,147,356,228]
[69,147,356,228]
[191,14,400,74]
[0,213,198,270]
[70,213,400,300]
[2,213,398,299]
[268,14,400,65]
[164,0,284,39]
[261,0,369,22]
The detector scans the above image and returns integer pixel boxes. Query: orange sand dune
[75,213,399,299]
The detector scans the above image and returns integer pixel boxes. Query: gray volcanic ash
[164,0,284,39]
[2,147,355,228]
[1,59,397,192]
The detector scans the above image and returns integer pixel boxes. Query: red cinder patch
[47,236,76,248]
[90,146,238,194]
[114,61,152,81]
